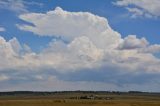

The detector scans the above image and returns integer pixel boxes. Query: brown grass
[0,98,160,106]
[0,93,160,106]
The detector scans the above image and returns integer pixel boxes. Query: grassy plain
[0,92,159,106]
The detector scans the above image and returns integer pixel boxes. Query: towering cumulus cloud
[1,7,160,91]
[17,7,121,49]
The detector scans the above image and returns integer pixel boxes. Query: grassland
[0,91,160,106]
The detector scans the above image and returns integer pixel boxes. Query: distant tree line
[0,91,159,96]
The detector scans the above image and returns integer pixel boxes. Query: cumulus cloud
[118,35,160,54]
[13,7,160,73]
[0,7,160,91]
[113,0,160,18]
[139,44,160,54]
[0,36,22,70]
[17,7,121,49]
[118,35,149,50]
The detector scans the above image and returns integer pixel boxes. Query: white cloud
[0,0,43,13]
[11,7,160,73]
[0,7,160,91]
[17,7,121,49]
[68,36,103,62]
[118,35,149,50]
[0,0,27,13]
[126,7,144,18]
[0,36,21,70]
[118,35,160,54]
[37,37,103,71]
[0,27,5,32]
[139,44,160,54]
[113,0,160,18]
[0,7,157,73]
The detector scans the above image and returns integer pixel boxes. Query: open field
[0,91,160,106]
[0,99,160,106]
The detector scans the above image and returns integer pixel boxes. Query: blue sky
[0,0,160,91]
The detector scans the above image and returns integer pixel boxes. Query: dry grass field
[0,99,160,106]
[0,92,160,106]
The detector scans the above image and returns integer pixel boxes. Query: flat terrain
[0,91,160,106]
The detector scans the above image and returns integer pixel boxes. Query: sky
[0,0,160,92]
